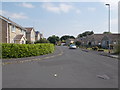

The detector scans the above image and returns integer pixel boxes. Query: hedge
[114,44,120,54]
[2,43,55,58]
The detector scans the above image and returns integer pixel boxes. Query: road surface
[2,46,118,88]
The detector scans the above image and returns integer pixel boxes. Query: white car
[69,44,77,49]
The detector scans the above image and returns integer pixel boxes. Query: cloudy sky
[0,0,118,38]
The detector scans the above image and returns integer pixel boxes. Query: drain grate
[97,74,110,80]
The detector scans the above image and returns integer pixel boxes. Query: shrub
[92,46,98,51]
[75,41,81,47]
[114,44,120,54]
[34,38,49,44]
[2,43,54,58]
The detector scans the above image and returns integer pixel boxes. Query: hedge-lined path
[2,46,63,66]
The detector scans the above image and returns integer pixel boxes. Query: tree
[47,35,60,45]
[75,41,81,46]
[103,32,111,34]
[77,31,94,38]
[60,35,75,41]
[34,38,49,44]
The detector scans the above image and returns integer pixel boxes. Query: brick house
[0,15,27,44]
[25,27,36,44]
[76,34,104,47]
[85,34,104,47]
[101,34,120,48]
[76,33,120,48]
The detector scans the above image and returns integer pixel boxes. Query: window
[22,40,24,44]
[11,25,16,32]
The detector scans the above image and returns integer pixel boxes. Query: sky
[0,0,119,38]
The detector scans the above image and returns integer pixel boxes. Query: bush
[34,38,49,44]
[92,46,98,50]
[114,44,120,54]
[2,43,54,58]
[75,41,81,47]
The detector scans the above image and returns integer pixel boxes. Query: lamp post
[105,4,111,53]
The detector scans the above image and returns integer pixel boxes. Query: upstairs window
[11,25,16,32]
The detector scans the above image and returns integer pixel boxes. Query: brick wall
[1,19,7,43]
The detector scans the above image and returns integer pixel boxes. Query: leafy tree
[47,35,60,45]
[103,32,111,34]
[75,41,81,46]
[60,35,75,41]
[77,31,94,38]
[34,38,49,44]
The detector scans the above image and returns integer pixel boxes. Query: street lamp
[105,4,111,53]
[105,4,110,33]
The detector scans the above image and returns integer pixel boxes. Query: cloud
[59,3,74,13]
[42,3,60,13]
[19,2,35,8]
[42,3,80,14]
[10,12,28,19]
[0,10,28,19]
[76,9,81,14]
[87,7,96,11]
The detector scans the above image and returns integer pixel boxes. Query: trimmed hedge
[114,44,120,54]
[2,43,55,58]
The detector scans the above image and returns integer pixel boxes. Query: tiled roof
[104,34,120,41]
[0,15,26,31]
[14,34,24,40]
[25,27,35,33]
[35,31,40,37]
[87,34,105,41]
[25,27,33,31]
[77,33,120,42]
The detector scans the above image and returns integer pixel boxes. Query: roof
[14,34,24,40]
[25,27,33,31]
[25,27,35,33]
[77,33,120,42]
[0,15,26,31]
[104,34,120,41]
[87,34,105,41]
[35,31,40,37]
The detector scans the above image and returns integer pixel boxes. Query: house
[101,34,120,49]
[76,37,88,46]
[66,39,75,45]
[25,27,36,44]
[85,34,105,47]
[35,31,41,41]
[0,15,27,44]
[40,33,43,39]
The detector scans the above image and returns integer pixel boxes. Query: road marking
[2,48,63,66]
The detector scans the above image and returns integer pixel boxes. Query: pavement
[2,46,118,88]
[81,49,119,59]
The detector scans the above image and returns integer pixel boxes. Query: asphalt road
[2,46,118,88]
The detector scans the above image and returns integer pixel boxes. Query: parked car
[69,44,77,49]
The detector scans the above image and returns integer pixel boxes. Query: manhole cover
[97,74,110,80]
